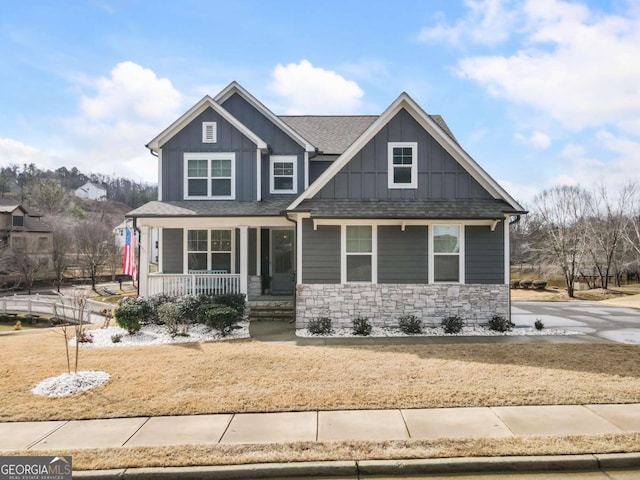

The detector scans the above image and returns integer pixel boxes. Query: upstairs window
[432,225,462,283]
[184,153,235,199]
[202,122,217,143]
[12,215,24,227]
[388,142,418,189]
[270,156,297,194]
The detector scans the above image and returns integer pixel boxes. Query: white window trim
[183,152,236,200]
[341,224,377,284]
[428,224,464,284]
[184,228,235,273]
[387,142,418,189]
[202,122,217,143]
[269,155,298,194]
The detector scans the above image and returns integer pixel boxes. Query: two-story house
[0,199,53,271]
[75,181,107,201]
[127,82,526,329]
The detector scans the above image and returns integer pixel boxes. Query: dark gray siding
[301,218,340,283]
[465,225,504,284]
[222,93,305,199]
[162,229,183,274]
[233,228,257,275]
[309,160,333,184]
[378,226,428,283]
[160,107,258,202]
[316,109,493,201]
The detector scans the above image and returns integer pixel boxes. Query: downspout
[509,215,521,226]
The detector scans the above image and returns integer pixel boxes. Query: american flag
[122,227,137,281]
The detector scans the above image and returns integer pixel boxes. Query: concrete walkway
[2,403,640,452]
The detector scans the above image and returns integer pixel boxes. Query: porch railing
[148,273,241,297]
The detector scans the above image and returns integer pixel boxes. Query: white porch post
[239,225,248,295]
[138,225,150,297]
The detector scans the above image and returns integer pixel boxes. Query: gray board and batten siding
[301,220,504,285]
[316,109,494,201]
[221,93,306,199]
[160,107,258,202]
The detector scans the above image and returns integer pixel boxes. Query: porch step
[248,301,295,322]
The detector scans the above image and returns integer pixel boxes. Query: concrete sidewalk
[1,403,639,452]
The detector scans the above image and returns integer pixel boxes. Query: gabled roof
[0,198,23,214]
[146,95,268,153]
[215,81,316,153]
[76,181,106,192]
[288,92,525,213]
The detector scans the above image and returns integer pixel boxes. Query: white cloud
[65,62,183,182]
[418,0,519,46]
[455,0,640,134]
[560,143,586,158]
[514,131,551,149]
[270,60,364,114]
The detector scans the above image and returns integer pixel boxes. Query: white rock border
[297,325,584,338]
[32,371,110,397]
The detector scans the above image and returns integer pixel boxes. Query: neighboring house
[113,220,158,264]
[127,82,526,328]
[0,199,53,271]
[75,181,107,201]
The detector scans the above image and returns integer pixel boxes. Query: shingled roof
[292,198,520,220]
[280,114,458,155]
[127,199,293,218]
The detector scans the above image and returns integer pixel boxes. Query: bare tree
[51,218,74,293]
[75,218,118,291]
[5,247,42,294]
[532,185,591,297]
[581,183,636,289]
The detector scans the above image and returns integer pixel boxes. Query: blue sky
[1,0,639,204]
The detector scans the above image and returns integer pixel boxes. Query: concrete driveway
[513,301,640,345]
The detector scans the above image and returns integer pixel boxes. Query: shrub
[532,280,548,291]
[442,316,464,334]
[510,279,520,289]
[398,315,422,334]
[488,315,515,332]
[13,320,22,331]
[111,334,123,343]
[202,304,240,336]
[147,294,176,324]
[307,317,333,335]
[157,302,183,337]
[534,319,545,330]
[213,294,246,316]
[519,279,533,289]
[77,327,94,343]
[352,317,372,336]
[117,297,153,325]
[114,302,143,334]
[176,295,207,323]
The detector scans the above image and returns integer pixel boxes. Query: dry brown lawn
[7,433,640,470]
[511,284,640,303]
[1,328,640,423]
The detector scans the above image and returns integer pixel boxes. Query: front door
[270,229,295,295]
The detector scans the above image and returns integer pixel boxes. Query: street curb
[72,453,640,479]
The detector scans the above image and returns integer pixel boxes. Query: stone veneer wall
[295,283,509,329]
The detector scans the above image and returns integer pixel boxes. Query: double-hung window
[187,229,233,273]
[432,225,462,283]
[270,156,297,194]
[388,142,417,189]
[184,153,235,199]
[344,225,375,283]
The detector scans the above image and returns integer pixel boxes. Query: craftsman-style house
[127,82,525,328]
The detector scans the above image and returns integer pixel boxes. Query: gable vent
[202,122,217,143]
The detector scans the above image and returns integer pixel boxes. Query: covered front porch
[137,215,298,300]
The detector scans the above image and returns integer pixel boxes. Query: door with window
[270,229,295,295]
